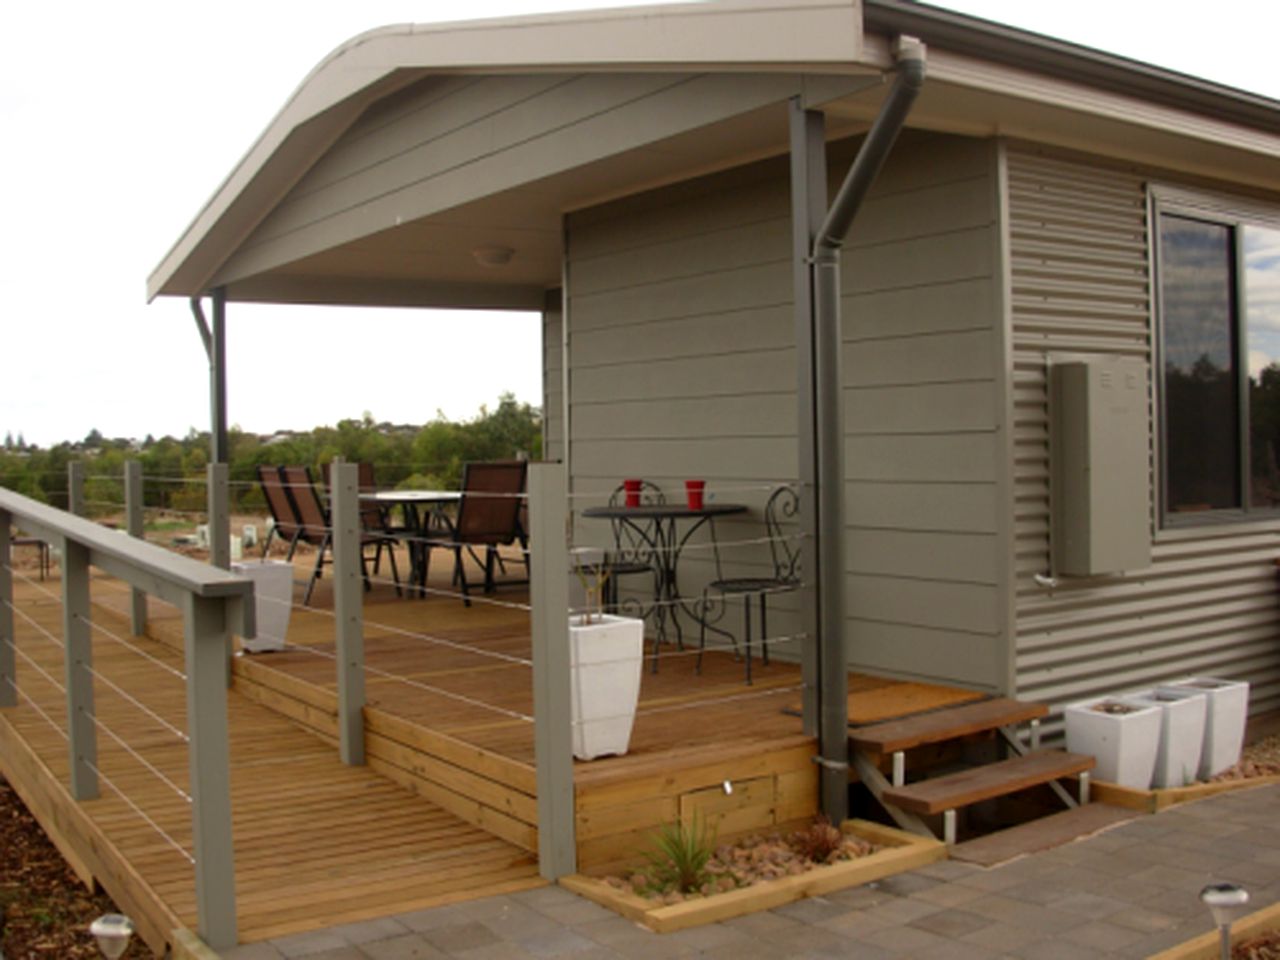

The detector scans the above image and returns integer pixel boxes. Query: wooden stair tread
[849,697,1048,755]
[880,750,1095,815]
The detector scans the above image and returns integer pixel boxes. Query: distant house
[149,0,1280,724]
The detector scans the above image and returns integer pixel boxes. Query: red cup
[623,478,642,507]
[685,480,705,510]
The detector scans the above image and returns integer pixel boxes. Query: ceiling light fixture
[472,244,514,268]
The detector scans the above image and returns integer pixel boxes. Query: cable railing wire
[86,711,192,805]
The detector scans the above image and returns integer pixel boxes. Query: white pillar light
[90,913,134,959]
[1200,883,1249,960]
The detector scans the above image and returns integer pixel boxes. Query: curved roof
[149,0,1280,305]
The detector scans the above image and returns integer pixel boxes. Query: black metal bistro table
[360,490,461,594]
[581,501,746,669]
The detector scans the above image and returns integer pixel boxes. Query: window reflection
[1247,225,1280,507]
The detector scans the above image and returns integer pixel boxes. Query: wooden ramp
[0,573,543,955]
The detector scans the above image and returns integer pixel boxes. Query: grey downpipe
[812,36,926,822]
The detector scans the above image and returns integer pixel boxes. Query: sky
[1,0,1277,448]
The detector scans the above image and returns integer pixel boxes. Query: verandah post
[208,462,231,572]
[330,459,366,765]
[183,593,237,951]
[67,460,85,516]
[0,509,13,707]
[124,460,147,635]
[62,538,97,800]
[529,462,575,879]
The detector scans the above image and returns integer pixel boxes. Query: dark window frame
[1153,187,1280,529]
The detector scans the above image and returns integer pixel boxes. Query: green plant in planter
[643,813,717,894]
[573,555,611,625]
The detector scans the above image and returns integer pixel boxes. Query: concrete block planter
[570,614,644,761]
[1064,696,1162,789]
[230,560,293,653]
[559,820,944,933]
[1126,687,1207,789]
[1157,677,1249,779]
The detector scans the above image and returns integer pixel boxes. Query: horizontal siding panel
[571,349,795,404]
[571,261,791,329]
[848,529,999,585]
[571,394,796,441]
[570,305,792,360]
[845,381,997,435]
[845,276,996,340]
[847,434,998,483]
[570,437,797,481]
[847,621,1002,691]
[849,574,1000,635]
[844,330,995,387]
[842,226,995,295]
[847,481,998,535]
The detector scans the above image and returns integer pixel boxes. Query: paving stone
[848,922,953,956]
[358,934,450,960]
[911,938,1005,960]
[1059,919,1151,952]
[514,928,601,958]
[532,898,618,926]
[326,918,413,945]
[963,897,1080,935]
[912,860,985,882]
[573,916,651,947]
[721,910,806,935]
[285,949,367,960]
[511,886,582,909]
[420,922,502,954]
[224,944,287,960]
[656,921,753,952]
[817,907,895,938]
[910,882,987,908]
[958,921,1042,953]
[271,930,355,957]
[863,894,945,925]
[446,942,538,960]
[907,909,994,939]
[873,872,943,897]
[1006,936,1103,960]
[1046,891,1129,919]
[824,884,896,910]
[1104,905,1183,934]
[771,894,855,924]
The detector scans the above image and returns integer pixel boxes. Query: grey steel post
[331,460,365,765]
[183,593,237,951]
[124,461,147,635]
[0,508,13,707]
[62,539,98,800]
[208,463,230,572]
[789,99,827,738]
[210,287,229,465]
[529,463,575,879]
[67,461,85,516]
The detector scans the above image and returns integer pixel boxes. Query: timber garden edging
[559,819,944,933]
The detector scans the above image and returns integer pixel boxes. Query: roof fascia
[865,0,1280,133]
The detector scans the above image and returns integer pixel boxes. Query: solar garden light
[90,913,134,959]
[1200,883,1249,960]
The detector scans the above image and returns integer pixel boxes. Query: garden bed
[1149,900,1280,960]
[560,819,944,933]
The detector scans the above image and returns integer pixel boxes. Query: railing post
[0,509,13,708]
[62,539,98,800]
[207,462,230,572]
[183,593,237,951]
[124,461,147,636]
[67,461,85,516]
[331,460,365,766]
[529,463,576,879]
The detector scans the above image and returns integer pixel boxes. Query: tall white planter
[1158,677,1249,778]
[570,614,643,761]
[1064,697,1162,789]
[231,560,294,653]
[1126,688,1207,788]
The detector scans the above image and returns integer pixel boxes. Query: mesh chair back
[280,466,329,545]
[257,465,302,540]
[455,461,527,545]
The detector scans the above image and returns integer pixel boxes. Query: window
[1157,198,1280,522]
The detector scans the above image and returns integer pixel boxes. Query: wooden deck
[2,547,983,953]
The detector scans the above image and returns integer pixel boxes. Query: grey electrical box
[1050,357,1152,576]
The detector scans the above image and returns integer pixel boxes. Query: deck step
[849,697,1047,756]
[880,750,1095,816]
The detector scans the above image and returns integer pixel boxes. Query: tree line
[0,395,542,517]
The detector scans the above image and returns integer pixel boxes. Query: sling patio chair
[697,485,801,684]
[425,459,528,606]
[278,465,402,605]
[257,464,305,558]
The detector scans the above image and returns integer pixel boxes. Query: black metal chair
[601,481,663,614]
[698,485,801,683]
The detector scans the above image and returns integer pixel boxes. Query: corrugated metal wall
[1007,144,1280,725]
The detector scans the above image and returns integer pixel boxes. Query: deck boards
[2,546,982,952]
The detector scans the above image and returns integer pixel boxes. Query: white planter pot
[231,560,294,653]
[570,614,643,761]
[1064,697,1162,789]
[1125,688,1207,788]
[1157,677,1249,778]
